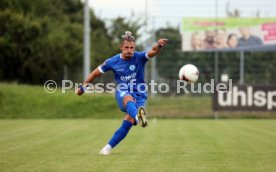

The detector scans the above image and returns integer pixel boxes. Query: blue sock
[108,120,133,148]
[126,101,138,119]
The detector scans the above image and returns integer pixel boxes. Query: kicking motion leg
[124,95,147,127]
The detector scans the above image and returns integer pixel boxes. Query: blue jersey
[98,51,150,96]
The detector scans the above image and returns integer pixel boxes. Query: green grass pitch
[0,119,275,172]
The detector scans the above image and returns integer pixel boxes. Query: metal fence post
[239,50,244,84]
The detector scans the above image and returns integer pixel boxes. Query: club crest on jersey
[129,65,135,71]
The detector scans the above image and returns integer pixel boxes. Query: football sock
[126,101,138,120]
[108,120,133,148]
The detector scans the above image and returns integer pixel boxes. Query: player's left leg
[99,117,133,155]
[99,92,136,155]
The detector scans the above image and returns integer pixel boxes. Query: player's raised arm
[77,67,102,96]
[147,38,169,58]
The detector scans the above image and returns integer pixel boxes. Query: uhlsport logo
[214,85,276,111]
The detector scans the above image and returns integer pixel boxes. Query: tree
[109,15,143,51]
[0,0,145,84]
[0,0,114,84]
[226,2,241,18]
[155,27,182,81]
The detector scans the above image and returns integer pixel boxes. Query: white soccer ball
[178,64,199,83]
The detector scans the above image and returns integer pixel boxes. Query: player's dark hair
[121,31,135,42]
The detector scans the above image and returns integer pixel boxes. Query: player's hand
[77,85,85,96]
[158,38,169,48]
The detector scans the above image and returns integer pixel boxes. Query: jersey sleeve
[98,58,112,73]
[137,51,151,62]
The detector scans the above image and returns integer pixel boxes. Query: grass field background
[1,83,276,171]
[1,83,275,118]
[0,119,276,172]
[0,83,212,118]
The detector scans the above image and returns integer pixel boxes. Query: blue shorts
[115,91,147,112]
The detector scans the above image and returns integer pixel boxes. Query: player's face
[121,41,135,59]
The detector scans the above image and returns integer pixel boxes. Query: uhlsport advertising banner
[181,18,276,51]
[213,85,276,111]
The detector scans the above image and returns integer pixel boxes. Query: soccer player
[77,31,168,155]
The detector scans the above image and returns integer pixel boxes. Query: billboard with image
[181,18,276,51]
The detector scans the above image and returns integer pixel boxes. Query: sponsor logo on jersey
[120,73,136,82]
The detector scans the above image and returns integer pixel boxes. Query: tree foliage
[0,0,84,84]
[0,0,142,84]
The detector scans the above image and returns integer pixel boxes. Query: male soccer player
[77,31,168,155]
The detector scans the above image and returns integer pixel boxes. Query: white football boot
[99,144,112,155]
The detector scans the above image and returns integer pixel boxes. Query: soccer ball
[178,64,199,83]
